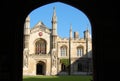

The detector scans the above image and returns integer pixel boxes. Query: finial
[26,15,30,21]
[70,24,72,31]
[86,24,89,32]
[70,24,73,39]
[53,6,56,10]
[53,6,56,16]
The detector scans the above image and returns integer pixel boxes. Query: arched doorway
[36,61,46,75]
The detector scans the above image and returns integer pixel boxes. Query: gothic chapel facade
[23,7,92,75]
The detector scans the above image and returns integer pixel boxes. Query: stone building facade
[23,7,92,75]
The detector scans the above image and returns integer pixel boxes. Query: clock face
[39,32,43,36]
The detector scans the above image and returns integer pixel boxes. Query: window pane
[61,46,67,56]
[77,47,83,56]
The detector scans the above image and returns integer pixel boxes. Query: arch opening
[23,1,93,77]
[36,61,46,75]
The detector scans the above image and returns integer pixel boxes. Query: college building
[23,7,93,75]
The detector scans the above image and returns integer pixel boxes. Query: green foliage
[60,59,69,67]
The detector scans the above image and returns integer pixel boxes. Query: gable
[30,21,51,34]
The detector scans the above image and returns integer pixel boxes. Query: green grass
[23,75,92,81]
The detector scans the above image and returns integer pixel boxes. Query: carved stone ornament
[39,32,43,36]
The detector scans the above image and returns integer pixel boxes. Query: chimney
[74,32,79,39]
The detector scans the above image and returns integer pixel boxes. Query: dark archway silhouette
[0,0,95,80]
[0,0,118,81]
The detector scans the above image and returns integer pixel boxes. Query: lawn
[23,75,92,81]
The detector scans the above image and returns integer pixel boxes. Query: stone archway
[36,61,46,75]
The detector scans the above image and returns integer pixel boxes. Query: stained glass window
[35,39,46,54]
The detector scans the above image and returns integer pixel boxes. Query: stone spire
[52,7,57,36]
[52,7,57,23]
[24,16,30,35]
[24,15,30,48]
[25,16,30,28]
[51,7,58,75]
[53,7,56,17]
[51,7,58,49]
[23,15,30,68]
[70,24,72,39]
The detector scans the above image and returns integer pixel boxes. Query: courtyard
[23,75,92,81]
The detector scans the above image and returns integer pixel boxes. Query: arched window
[77,46,83,56]
[60,46,67,56]
[35,39,46,54]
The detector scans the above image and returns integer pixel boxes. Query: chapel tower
[23,16,30,67]
[51,7,57,49]
[51,7,58,75]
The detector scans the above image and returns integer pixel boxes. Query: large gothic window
[60,46,67,56]
[35,39,46,54]
[77,46,84,56]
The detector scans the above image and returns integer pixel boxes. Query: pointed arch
[36,61,46,75]
[23,0,93,77]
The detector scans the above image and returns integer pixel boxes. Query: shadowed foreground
[23,76,92,81]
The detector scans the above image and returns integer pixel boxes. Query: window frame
[60,45,67,56]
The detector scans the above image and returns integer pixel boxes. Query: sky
[28,2,92,38]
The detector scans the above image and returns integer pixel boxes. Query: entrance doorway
[36,61,45,75]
